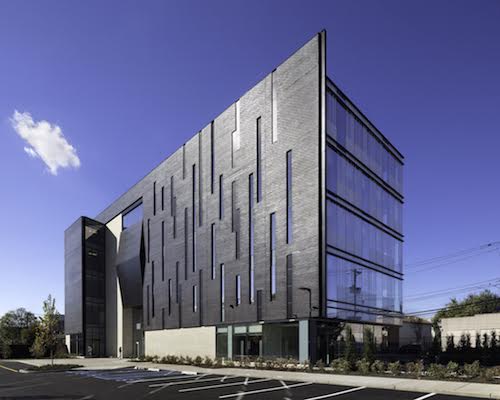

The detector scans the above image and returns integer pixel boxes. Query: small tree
[458,333,471,352]
[363,327,376,364]
[0,308,38,359]
[31,295,60,365]
[482,332,489,349]
[475,333,482,349]
[446,335,455,353]
[490,331,497,349]
[344,325,357,368]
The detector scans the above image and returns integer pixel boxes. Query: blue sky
[1,0,499,317]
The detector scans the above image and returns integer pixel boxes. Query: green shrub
[371,360,385,374]
[428,363,446,380]
[362,327,376,364]
[203,356,213,367]
[213,358,223,368]
[254,356,264,369]
[144,355,154,362]
[355,358,371,375]
[225,359,235,367]
[330,358,351,373]
[406,360,424,378]
[387,361,401,376]
[185,356,193,365]
[166,355,179,364]
[463,360,481,378]
[286,358,298,371]
[445,361,459,377]
[344,325,357,367]
[481,367,496,381]
[193,356,203,366]
[178,355,186,365]
[315,360,326,372]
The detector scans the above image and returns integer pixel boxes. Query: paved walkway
[12,358,500,399]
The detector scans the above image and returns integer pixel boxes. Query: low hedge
[131,355,500,383]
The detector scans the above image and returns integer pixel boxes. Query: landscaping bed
[130,355,500,384]
[22,363,83,372]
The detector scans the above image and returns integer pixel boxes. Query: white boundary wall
[145,326,216,358]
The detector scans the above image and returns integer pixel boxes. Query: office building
[64,31,404,362]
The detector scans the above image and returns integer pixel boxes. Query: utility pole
[350,269,362,319]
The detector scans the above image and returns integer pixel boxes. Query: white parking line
[413,394,436,400]
[219,381,313,398]
[126,373,191,384]
[148,376,234,396]
[149,376,236,388]
[179,378,271,392]
[304,386,366,400]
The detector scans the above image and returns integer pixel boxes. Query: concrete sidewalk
[13,358,500,399]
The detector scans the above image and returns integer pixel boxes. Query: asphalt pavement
[0,360,493,400]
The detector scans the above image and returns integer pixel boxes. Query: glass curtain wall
[327,147,402,233]
[326,90,403,194]
[326,89,403,324]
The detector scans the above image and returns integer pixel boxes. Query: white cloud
[24,146,38,158]
[10,110,80,175]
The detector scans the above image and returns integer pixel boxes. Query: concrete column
[65,334,71,353]
[299,320,309,363]
[227,325,233,360]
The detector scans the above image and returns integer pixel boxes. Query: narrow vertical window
[235,209,240,259]
[173,198,177,238]
[286,254,293,319]
[193,285,198,313]
[170,176,174,216]
[168,279,172,315]
[211,223,216,280]
[184,208,188,280]
[219,174,224,220]
[182,144,186,179]
[178,284,182,327]
[236,275,241,306]
[231,101,240,168]
[151,261,155,317]
[147,219,150,263]
[286,150,293,244]
[256,117,262,203]
[198,134,203,226]
[220,263,225,322]
[171,176,176,238]
[210,121,215,194]
[231,181,236,232]
[192,164,196,273]
[161,221,165,281]
[175,261,179,303]
[198,270,203,325]
[153,181,156,216]
[249,174,255,303]
[270,212,277,299]
[161,186,164,211]
[271,71,278,143]
[147,285,150,325]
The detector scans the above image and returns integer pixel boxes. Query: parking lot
[0,361,490,400]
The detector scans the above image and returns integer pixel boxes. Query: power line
[404,278,500,301]
[405,247,500,274]
[405,295,500,317]
[405,241,500,269]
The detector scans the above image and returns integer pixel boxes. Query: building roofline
[94,30,326,223]
[327,77,405,162]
